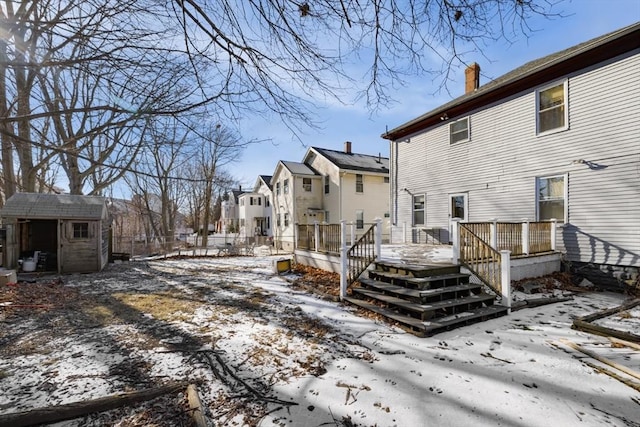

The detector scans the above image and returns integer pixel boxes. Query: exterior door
[448,193,468,241]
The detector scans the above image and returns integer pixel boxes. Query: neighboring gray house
[1,193,111,273]
[382,23,640,286]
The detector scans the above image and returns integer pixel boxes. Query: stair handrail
[458,223,503,296]
[346,223,377,284]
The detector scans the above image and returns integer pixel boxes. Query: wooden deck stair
[345,260,509,337]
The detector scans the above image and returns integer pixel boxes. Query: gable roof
[256,175,272,191]
[383,22,640,141]
[1,193,108,220]
[309,147,389,174]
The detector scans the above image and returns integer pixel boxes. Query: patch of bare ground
[0,260,355,426]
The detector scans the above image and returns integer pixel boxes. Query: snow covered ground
[0,255,638,426]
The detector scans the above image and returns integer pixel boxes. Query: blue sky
[231,0,640,189]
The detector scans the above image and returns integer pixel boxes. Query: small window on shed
[73,222,89,239]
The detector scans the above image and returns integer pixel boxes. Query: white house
[271,142,390,251]
[382,23,640,288]
[238,175,273,238]
[219,188,243,233]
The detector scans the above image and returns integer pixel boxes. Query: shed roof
[1,193,108,220]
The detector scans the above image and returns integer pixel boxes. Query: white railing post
[489,218,498,250]
[521,218,530,255]
[402,222,407,244]
[375,218,382,261]
[451,218,460,265]
[500,250,512,313]
[313,221,320,252]
[550,219,557,251]
[350,221,356,245]
[340,220,348,300]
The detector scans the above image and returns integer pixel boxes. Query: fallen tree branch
[187,384,208,427]
[0,381,189,427]
[480,352,513,364]
[199,351,297,407]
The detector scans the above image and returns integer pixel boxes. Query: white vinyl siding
[391,51,639,266]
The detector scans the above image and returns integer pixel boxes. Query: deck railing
[459,224,503,296]
[464,220,555,256]
[346,224,377,284]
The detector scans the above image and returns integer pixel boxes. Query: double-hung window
[356,210,364,229]
[449,117,469,144]
[537,81,568,134]
[303,177,312,192]
[536,175,566,222]
[355,174,363,193]
[276,182,281,196]
[284,213,290,227]
[413,195,425,225]
[283,179,289,194]
[324,175,330,194]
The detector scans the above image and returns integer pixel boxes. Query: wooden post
[500,250,512,313]
[313,221,320,252]
[451,218,460,265]
[550,219,557,251]
[402,222,407,244]
[340,220,347,300]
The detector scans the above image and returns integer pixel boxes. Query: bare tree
[171,0,565,126]
[0,0,563,200]
[125,118,191,247]
[179,121,244,246]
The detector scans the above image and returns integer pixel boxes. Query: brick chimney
[344,141,352,154]
[465,63,480,94]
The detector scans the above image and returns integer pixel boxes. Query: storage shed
[0,193,111,273]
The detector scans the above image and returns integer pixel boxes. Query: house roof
[1,193,108,220]
[310,147,389,174]
[279,161,319,176]
[256,175,272,190]
[382,22,640,141]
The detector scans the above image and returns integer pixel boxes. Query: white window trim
[449,193,468,222]
[535,173,568,223]
[535,79,569,136]
[449,117,470,144]
[412,194,426,226]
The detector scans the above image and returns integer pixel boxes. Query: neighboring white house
[382,23,640,287]
[219,188,243,233]
[238,175,273,238]
[272,142,390,251]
